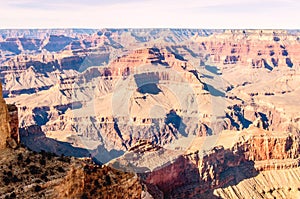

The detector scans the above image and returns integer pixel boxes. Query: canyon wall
[0,83,19,149]
[112,130,300,198]
[0,83,11,149]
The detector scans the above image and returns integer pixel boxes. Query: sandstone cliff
[109,129,300,198]
[0,82,10,149]
[0,29,299,198]
[0,82,148,198]
[3,29,299,166]
[0,82,19,149]
[55,164,143,199]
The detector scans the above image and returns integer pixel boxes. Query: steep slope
[0,29,299,199]
[0,83,11,148]
[0,81,148,199]
[6,46,219,163]
[55,164,143,199]
[109,128,300,198]
[2,29,299,166]
[0,83,19,149]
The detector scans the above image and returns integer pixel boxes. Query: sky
[0,0,299,29]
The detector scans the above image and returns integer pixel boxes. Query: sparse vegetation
[34,185,42,192]
[56,164,143,199]
[2,144,138,198]
[0,147,81,198]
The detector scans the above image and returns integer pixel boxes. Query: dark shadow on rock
[165,46,187,61]
[113,118,124,141]
[20,125,90,158]
[256,112,270,129]
[263,59,273,71]
[203,83,225,97]
[91,145,125,164]
[4,85,53,97]
[32,106,50,126]
[165,110,188,137]
[182,45,199,58]
[206,126,213,136]
[205,65,220,75]
[286,58,293,68]
[78,67,102,83]
[189,69,202,82]
[226,113,240,129]
[172,53,187,61]
[134,72,162,95]
[258,112,268,123]
[77,54,110,72]
[202,74,214,79]
[165,110,181,129]
[137,83,162,95]
[226,105,253,130]
[54,102,82,114]
[139,147,258,198]
[44,35,73,52]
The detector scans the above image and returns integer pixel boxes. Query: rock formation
[55,164,143,199]
[0,82,19,149]
[0,29,299,198]
[0,80,147,199]
[109,129,300,198]
[0,82,10,149]
[0,142,147,198]
[1,29,299,162]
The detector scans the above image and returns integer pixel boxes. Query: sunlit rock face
[1,29,300,163]
[0,82,19,149]
[0,83,10,149]
[0,28,300,198]
[109,129,300,198]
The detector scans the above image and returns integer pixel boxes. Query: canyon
[0,81,146,199]
[0,29,299,198]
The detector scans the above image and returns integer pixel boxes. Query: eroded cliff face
[138,145,250,198]
[194,30,300,69]
[55,164,143,199]
[225,103,296,132]
[0,83,10,149]
[7,104,19,145]
[1,30,299,199]
[0,84,147,198]
[234,132,299,162]
[0,141,147,199]
[2,29,299,167]
[0,83,19,149]
[110,129,300,198]
[5,46,215,162]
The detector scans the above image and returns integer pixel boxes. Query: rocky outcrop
[225,102,297,133]
[109,48,188,70]
[0,83,11,149]
[55,164,143,199]
[7,104,19,146]
[214,167,300,199]
[110,129,300,198]
[1,28,300,198]
[2,29,299,162]
[194,30,300,69]
[42,35,74,52]
[0,83,19,149]
[0,142,148,199]
[233,131,300,162]
[0,53,82,72]
[138,145,253,198]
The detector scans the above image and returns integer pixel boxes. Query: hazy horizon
[0,0,299,29]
